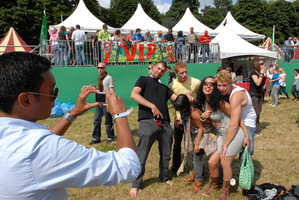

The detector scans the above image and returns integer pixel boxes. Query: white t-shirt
[279,73,286,87]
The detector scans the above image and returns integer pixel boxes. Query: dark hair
[155,61,167,70]
[102,24,107,29]
[178,31,183,37]
[0,52,51,113]
[174,94,190,112]
[195,76,226,112]
[76,24,80,29]
[115,30,121,35]
[294,69,299,73]
[136,28,141,32]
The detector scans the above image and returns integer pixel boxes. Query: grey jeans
[271,85,280,106]
[132,119,173,188]
[191,133,205,181]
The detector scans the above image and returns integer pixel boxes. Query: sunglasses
[97,67,104,69]
[260,62,264,65]
[203,82,215,87]
[148,67,151,70]
[27,87,59,102]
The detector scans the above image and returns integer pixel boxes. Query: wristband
[63,111,77,123]
[199,116,207,122]
[113,107,133,121]
[245,136,249,139]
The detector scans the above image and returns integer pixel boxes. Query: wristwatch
[63,111,77,123]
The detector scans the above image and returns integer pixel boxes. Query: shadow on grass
[260,121,270,130]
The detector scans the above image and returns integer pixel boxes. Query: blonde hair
[215,70,232,84]
[278,68,285,74]
[174,61,187,73]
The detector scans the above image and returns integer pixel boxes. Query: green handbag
[239,146,254,190]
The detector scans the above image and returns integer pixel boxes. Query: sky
[97,0,294,14]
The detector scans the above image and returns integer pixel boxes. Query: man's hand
[70,85,101,117]
[174,118,182,127]
[106,90,126,117]
[243,138,250,148]
[151,105,163,119]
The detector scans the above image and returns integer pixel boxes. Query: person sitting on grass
[0,52,141,199]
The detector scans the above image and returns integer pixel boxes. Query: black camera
[95,92,107,103]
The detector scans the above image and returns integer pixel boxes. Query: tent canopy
[0,27,32,55]
[214,11,265,41]
[50,0,115,32]
[172,8,216,36]
[211,26,276,59]
[121,3,168,34]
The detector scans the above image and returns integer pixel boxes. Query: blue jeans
[75,44,87,66]
[279,86,289,99]
[92,106,114,140]
[202,44,211,63]
[246,126,256,156]
[52,44,59,66]
[132,119,173,188]
[59,42,68,66]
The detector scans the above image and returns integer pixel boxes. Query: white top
[0,117,141,199]
[279,73,286,87]
[267,69,273,79]
[229,85,256,128]
[71,29,87,45]
[294,74,299,85]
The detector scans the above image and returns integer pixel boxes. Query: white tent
[172,8,217,36]
[49,0,115,32]
[211,26,276,59]
[120,3,168,34]
[214,11,265,41]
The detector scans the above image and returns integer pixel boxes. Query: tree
[201,7,226,29]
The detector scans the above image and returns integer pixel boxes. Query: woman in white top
[291,69,299,101]
[266,65,274,97]
[278,68,290,100]
[154,31,164,43]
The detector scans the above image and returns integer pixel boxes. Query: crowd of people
[0,51,298,199]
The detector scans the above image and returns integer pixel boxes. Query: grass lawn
[39,96,299,200]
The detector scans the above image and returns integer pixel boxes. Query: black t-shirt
[164,33,174,42]
[168,72,176,84]
[135,76,173,122]
[249,71,265,94]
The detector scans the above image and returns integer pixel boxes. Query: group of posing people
[128,61,256,200]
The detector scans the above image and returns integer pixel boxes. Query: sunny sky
[97,0,294,14]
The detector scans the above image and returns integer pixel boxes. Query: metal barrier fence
[38,40,220,66]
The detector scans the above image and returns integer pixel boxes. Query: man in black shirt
[164,29,175,42]
[129,61,177,197]
[167,65,176,84]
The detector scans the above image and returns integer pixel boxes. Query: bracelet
[199,116,207,122]
[113,107,133,121]
[63,111,77,123]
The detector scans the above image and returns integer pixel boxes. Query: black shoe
[106,138,114,144]
[88,139,101,145]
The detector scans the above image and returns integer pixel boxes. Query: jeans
[52,44,59,66]
[251,96,263,133]
[92,106,114,140]
[279,86,289,99]
[246,126,256,156]
[291,85,299,100]
[271,85,280,105]
[132,119,173,188]
[75,44,87,66]
[191,133,205,181]
[59,42,68,66]
[201,44,211,63]
[188,43,197,63]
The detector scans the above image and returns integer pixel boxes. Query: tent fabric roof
[214,11,265,41]
[172,8,216,36]
[0,27,32,55]
[50,0,115,32]
[211,26,277,59]
[120,3,168,33]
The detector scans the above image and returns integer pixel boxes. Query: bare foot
[129,188,138,197]
[166,180,174,187]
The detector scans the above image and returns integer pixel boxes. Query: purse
[239,146,254,190]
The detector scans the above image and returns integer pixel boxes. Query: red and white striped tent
[0,27,32,55]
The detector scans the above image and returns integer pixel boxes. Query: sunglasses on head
[203,82,215,87]
[27,87,59,102]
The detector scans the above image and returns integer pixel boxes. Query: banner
[101,41,175,63]
[39,10,48,49]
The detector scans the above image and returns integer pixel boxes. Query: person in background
[58,26,71,66]
[167,66,176,85]
[278,68,290,100]
[91,29,100,66]
[175,31,185,61]
[71,24,87,66]
[98,24,111,42]
[269,68,280,107]
[199,30,212,63]
[67,26,75,65]
[226,67,237,83]
[126,29,134,42]
[283,37,294,63]
[236,66,243,76]
[164,29,174,42]
[266,65,274,98]
[143,29,153,43]
[214,67,224,78]
[187,27,198,63]
[133,28,143,43]
[48,28,59,66]
[89,62,115,145]
[154,30,164,43]
[0,52,141,199]
[248,60,266,137]
[291,69,299,101]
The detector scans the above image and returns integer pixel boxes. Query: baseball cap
[288,37,292,40]
[204,30,208,34]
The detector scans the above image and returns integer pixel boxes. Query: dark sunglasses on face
[203,82,215,87]
[260,62,264,65]
[97,67,104,69]
[27,87,59,101]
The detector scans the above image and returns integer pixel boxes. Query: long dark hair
[195,76,226,112]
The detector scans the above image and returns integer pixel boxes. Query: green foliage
[201,7,226,29]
